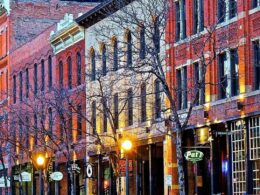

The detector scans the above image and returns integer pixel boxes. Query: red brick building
[166,0,260,194]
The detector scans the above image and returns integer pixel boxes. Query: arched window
[48,107,53,135]
[77,104,82,139]
[126,32,132,67]
[48,55,52,89]
[154,79,161,119]
[102,45,107,76]
[67,56,72,89]
[34,63,38,95]
[140,26,146,59]
[41,59,45,91]
[76,52,82,85]
[127,88,133,126]
[91,50,96,81]
[19,71,23,102]
[13,75,16,104]
[59,61,63,88]
[25,68,29,98]
[113,39,118,71]
[153,17,160,53]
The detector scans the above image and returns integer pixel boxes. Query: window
[217,0,237,23]
[102,98,107,132]
[91,101,96,134]
[48,55,52,89]
[218,49,239,99]
[77,105,82,139]
[252,0,260,9]
[113,39,118,71]
[155,79,161,118]
[175,0,186,41]
[76,52,82,85]
[13,75,16,104]
[19,71,23,102]
[34,114,38,145]
[26,68,29,98]
[153,18,160,53]
[102,45,107,76]
[41,59,45,91]
[48,108,53,135]
[253,41,260,90]
[19,120,23,143]
[34,63,38,95]
[127,32,132,67]
[67,56,72,89]
[91,51,96,81]
[194,62,205,105]
[59,61,63,88]
[193,0,204,34]
[25,116,29,148]
[140,83,146,122]
[114,93,119,130]
[140,26,146,59]
[177,67,187,110]
[127,88,133,126]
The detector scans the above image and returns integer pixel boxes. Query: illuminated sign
[184,150,204,163]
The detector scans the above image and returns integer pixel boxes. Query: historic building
[77,1,166,194]
[166,0,260,194]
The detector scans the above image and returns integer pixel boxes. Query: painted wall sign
[50,172,63,181]
[184,150,204,163]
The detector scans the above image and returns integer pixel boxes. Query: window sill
[216,16,238,30]
[249,6,260,15]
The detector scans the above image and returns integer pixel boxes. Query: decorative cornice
[49,13,84,54]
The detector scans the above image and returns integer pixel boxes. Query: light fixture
[204,110,209,119]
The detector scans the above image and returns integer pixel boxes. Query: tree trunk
[176,130,185,195]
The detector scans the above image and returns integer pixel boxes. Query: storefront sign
[184,150,204,163]
[119,159,133,176]
[0,177,10,187]
[86,164,93,178]
[19,172,31,182]
[50,172,63,181]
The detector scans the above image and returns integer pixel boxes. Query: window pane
[68,56,72,89]
[77,52,81,85]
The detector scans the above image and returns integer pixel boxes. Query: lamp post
[121,140,132,195]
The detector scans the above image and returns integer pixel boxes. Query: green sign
[184,150,204,163]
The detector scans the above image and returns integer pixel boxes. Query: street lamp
[121,139,133,195]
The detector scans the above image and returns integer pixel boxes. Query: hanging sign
[19,172,31,182]
[184,150,204,163]
[86,164,93,178]
[50,172,63,181]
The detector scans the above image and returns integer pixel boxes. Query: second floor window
[177,67,187,110]
[140,83,147,122]
[19,71,23,102]
[127,88,133,126]
[26,68,29,98]
[48,55,52,89]
[92,101,96,134]
[59,61,63,88]
[91,51,96,81]
[140,26,146,59]
[68,56,72,89]
[102,45,107,76]
[77,52,82,85]
[175,0,186,41]
[154,79,161,118]
[34,114,38,145]
[102,98,107,132]
[13,75,16,104]
[253,41,260,90]
[77,105,82,139]
[41,59,45,91]
[114,93,119,130]
[153,18,160,53]
[34,63,38,95]
[193,0,204,34]
[194,62,205,105]
[48,108,53,135]
[218,49,239,99]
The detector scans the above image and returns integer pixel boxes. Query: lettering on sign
[184,150,204,163]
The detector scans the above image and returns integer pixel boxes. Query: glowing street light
[121,140,132,151]
[36,155,45,166]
